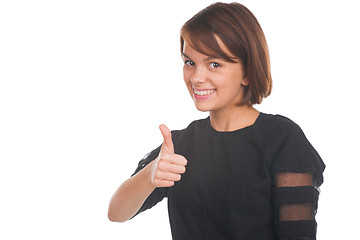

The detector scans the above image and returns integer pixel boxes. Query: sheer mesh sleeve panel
[273,172,319,240]
[263,117,325,239]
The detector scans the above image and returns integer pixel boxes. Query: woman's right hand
[150,124,187,188]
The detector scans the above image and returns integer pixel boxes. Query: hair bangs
[180,21,237,63]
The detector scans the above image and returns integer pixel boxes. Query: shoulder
[254,113,320,167]
[255,113,305,142]
[257,113,301,130]
[256,113,325,185]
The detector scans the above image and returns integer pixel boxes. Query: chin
[194,103,212,112]
[196,107,209,112]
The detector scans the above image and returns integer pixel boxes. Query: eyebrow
[182,53,219,62]
[181,53,191,59]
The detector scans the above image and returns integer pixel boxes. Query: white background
[1,0,359,239]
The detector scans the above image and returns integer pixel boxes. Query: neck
[209,105,260,132]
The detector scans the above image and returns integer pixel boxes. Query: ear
[241,76,249,86]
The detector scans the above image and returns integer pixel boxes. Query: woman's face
[182,39,248,113]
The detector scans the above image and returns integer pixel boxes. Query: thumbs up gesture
[150,124,187,188]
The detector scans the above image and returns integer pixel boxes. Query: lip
[193,87,217,100]
[193,87,216,91]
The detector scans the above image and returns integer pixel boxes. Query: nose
[190,66,207,85]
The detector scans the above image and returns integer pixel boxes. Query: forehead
[182,41,206,58]
[182,36,236,61]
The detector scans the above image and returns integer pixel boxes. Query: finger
[156,171,182,182]
[161,153,187,166]
[157,160,186,174]
[153,179,175,188]
[159,124,174,154]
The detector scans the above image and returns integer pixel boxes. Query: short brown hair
[180,2,272,105]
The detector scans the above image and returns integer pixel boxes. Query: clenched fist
[150,124,187,187]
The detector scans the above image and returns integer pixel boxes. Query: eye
[184,60,195,67]
[209,62,221,69]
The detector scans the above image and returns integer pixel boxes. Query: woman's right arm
[108,160,156,222]
[108,124,187,222]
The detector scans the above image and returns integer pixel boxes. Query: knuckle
[157,161,166,170]
[155,171,164,179]
[176,155,187,165]
[160,153,169,160]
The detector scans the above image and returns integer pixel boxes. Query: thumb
[159,124,174,154]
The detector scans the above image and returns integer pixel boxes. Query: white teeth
[194,89,216,96]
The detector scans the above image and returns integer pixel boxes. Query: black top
[131,113,325,240]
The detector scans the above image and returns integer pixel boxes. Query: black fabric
[274,186,319,205]
[131,113,325,240]
[275,220,317,238]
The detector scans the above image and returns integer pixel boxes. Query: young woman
[108,2,325,240]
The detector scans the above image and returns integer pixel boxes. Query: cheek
[183,70,193,95]
[183,69,192,85]
[210,74,228,89]
[215,75,242,94]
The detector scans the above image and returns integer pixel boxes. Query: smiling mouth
[194,89,217,96]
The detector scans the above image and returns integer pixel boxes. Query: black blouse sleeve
[130,145,169,218]
[262,115,325,240]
